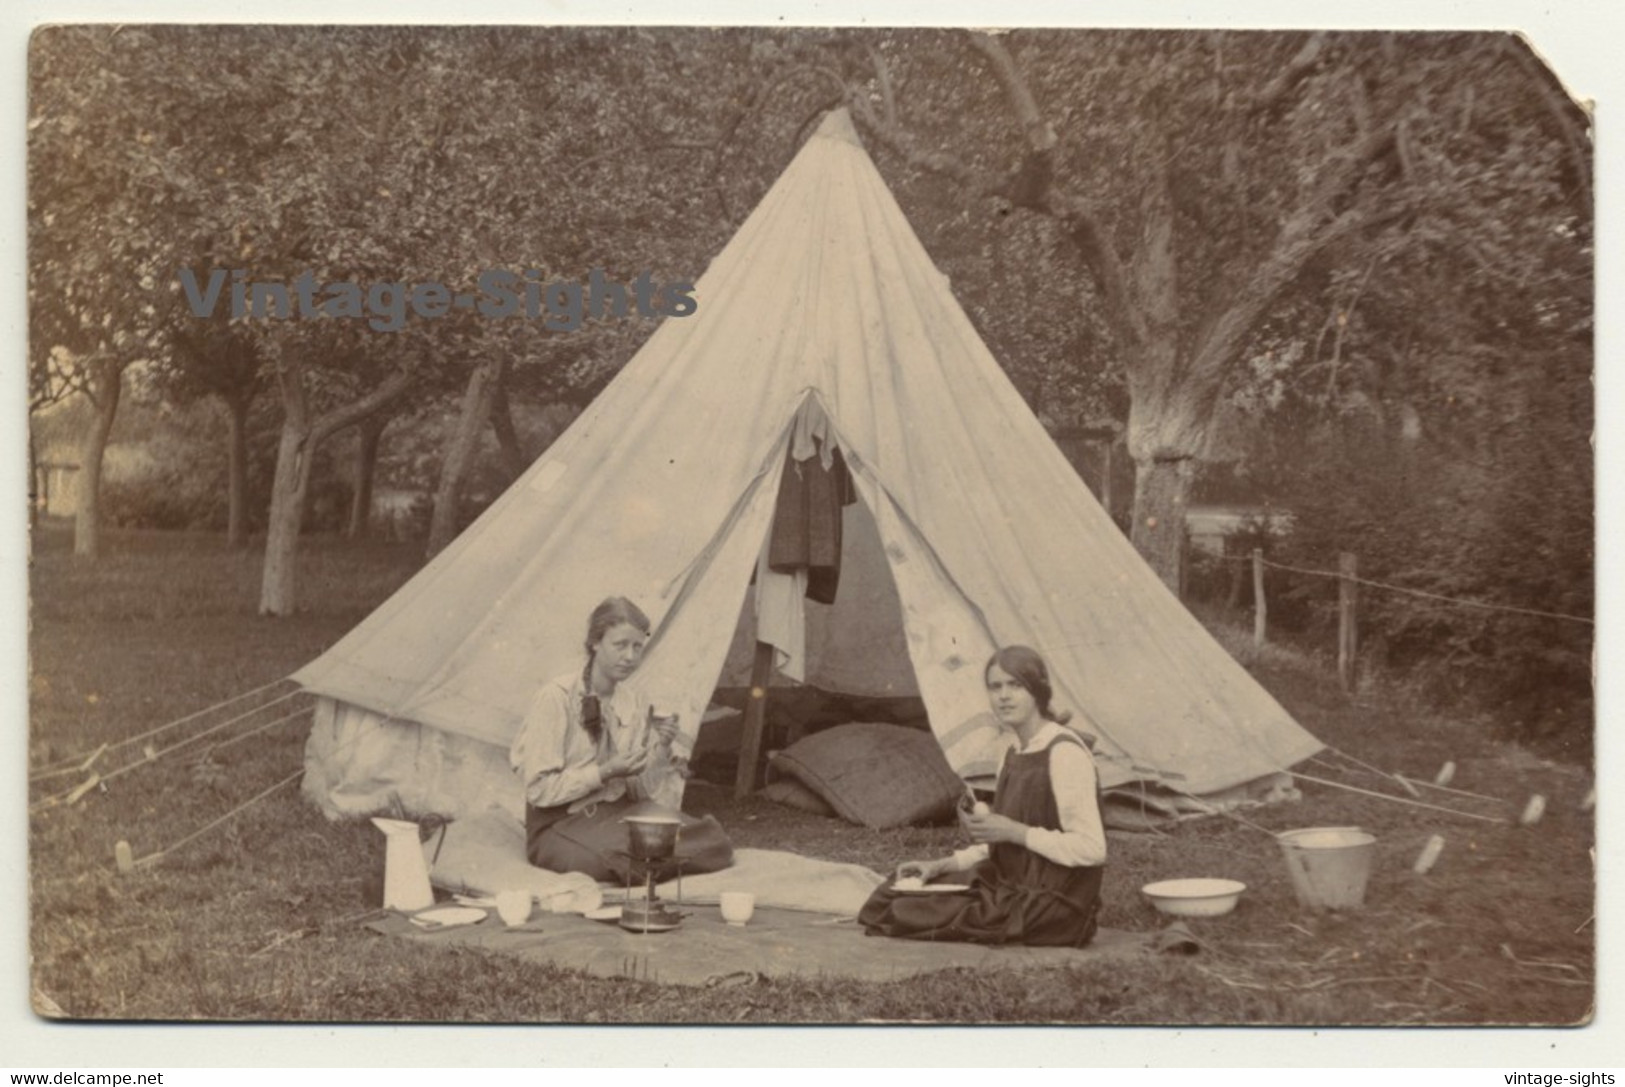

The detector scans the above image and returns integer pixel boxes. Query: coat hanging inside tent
[294,109,1322,830]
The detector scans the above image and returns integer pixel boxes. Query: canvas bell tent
[296,109,1323,828]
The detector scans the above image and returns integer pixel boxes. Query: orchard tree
[1225,34,1592,736]
[836,29,1560,588]
[154,316,266,547]
[28,28,173,558]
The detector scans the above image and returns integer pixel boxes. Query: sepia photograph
[22,17,1597,1037]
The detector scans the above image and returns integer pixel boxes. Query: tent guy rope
[31,691,313,813]
[124,769,306,871]
[202,705,316,756]
[1319,746,1506,805]
[1291,770,1508,823]
[29,678,299,782]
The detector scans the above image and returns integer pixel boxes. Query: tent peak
[813,107,864,148]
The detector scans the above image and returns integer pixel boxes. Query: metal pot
[623,814,681,860]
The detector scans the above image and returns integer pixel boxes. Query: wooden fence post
[1338,551,1358,691]
[1252,548,1267,649]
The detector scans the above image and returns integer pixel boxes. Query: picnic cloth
[625,848,885,916]
[366,903,1155,988]
[427,809,886,916]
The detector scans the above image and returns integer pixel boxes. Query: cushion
[768,723,966,829]
[760,777,838,817]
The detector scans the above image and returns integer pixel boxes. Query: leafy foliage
[28,28,1591,728]
[1203,36,1593,746]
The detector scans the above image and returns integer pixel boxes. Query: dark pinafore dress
[858,734,1104,947]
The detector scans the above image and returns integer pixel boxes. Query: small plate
[410,905,488,928]
[584,906,623,923]
[893,883,971,896]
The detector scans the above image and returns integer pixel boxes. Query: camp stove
[618,813,685,933]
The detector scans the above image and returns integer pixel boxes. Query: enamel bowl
[1141,878,1247,917]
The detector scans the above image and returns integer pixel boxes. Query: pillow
[759,778,838,817]
[768,723,966,829]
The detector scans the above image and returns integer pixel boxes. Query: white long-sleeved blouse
[508,670,683,813]
[950,720,1108,871]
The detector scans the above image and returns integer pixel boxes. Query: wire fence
[1212,551,1592,626]
[1199,546,1591,694]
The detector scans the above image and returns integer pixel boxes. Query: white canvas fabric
[295,109,1322,822]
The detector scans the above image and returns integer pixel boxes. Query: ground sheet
[366,904,1157,988]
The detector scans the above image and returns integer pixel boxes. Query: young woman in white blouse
[509,596,731,881]
[858,645,1107,946]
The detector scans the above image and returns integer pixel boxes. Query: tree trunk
[346,414,387,540]
[426,357,504,559]
[73,360,123,561]
[224,392,251,549]
[1123,342,1209,594]
[489,380,526,482]
[259,416,316,616]
[259,347,414,616]
[1128,454,1194,595]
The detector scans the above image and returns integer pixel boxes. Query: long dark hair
[985,645,1073,726]
[579,596,651,743]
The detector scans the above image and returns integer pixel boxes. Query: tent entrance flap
[719,496,919,698]
[716,444,1014,787]
[722,432,925,794]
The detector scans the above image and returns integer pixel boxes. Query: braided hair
[579,596,651,744]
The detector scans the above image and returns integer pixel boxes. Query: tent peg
[1412,834,1446,875]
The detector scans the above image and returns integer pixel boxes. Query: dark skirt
[859,732,1104,947]
[526,797,734,883]
[858,860,1101,947]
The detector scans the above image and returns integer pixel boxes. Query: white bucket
[1277,827,1376,910]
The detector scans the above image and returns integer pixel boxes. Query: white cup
[495,890,532,927]
[719,891,756,926]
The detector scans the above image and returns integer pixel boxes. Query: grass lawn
[27,523,1595,1024]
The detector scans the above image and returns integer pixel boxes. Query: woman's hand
[601,743,652,780]
[895,857,953,883]
[962,809,1027,846]
[649,713,681,748]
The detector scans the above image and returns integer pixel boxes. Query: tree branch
[310,368,415,448]
[966,33,1058,162]
[848,33,1146,354]
[864,43,897,128]
[1248,32,1327,118]
[1498,34,1592,211]
[1188,192,1410,394]
[1178,99,1408,398]
[970,33,1147,353]
[273,348,310,434]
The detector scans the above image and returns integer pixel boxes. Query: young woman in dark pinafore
[858,645,1106,947]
